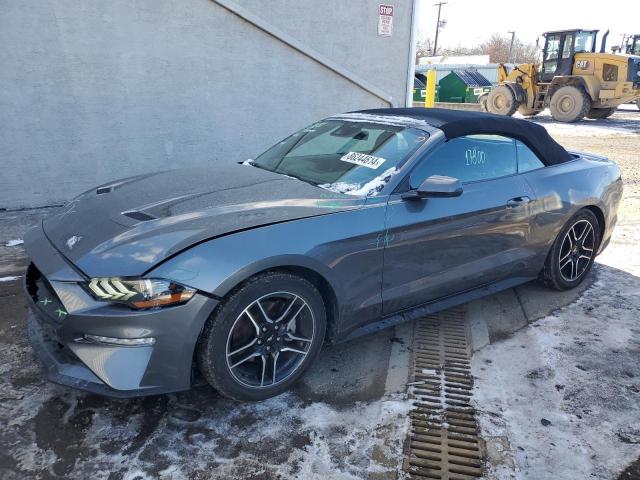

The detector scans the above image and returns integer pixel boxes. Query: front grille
[26,263,68,327]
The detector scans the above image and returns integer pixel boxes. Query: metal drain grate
[404,307,483,479]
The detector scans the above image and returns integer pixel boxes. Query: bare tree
[415,33,434,63]
[415,32,540,64]
[510,39,539,64]
[440,44,482,57]
[480,34,539,64]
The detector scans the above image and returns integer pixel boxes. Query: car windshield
[250,120,429,196]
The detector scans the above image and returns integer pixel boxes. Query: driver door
[541,33,563,82]
[381,135,539,315]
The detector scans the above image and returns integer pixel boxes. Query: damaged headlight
[85,278,196,309]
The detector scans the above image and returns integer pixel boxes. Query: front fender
[549,76,599,102]
[147,205,388,330]
[504,82,527,104]
[153,244,338,301]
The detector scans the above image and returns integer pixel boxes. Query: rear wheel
[197,272,326,401]
[549,85,591,122]
[586,107,616,119]
[486,86,518,116]
[539,209,600,291]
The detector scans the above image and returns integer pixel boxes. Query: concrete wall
[0,0,416,209]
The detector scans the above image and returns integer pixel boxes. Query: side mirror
[402,175,463,200]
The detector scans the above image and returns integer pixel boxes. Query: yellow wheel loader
[481,29,640,122]
[626,35,640,56]
[626,34,640,109]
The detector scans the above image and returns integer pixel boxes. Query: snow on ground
[538,121,635,137]
[0,337,411,480]
[5,239,23,247]
[472,220,640,479]
[514,109,640,137]
[0,276,21,282]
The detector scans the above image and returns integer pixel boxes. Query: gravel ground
[473,108,640,479]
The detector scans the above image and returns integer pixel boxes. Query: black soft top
[354,108,572,166]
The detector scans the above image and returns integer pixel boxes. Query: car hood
[43,163,362,278]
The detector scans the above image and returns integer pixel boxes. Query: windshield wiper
[277,172,320,187]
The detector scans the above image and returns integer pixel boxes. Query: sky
[416,0,637,53]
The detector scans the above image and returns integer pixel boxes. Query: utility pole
[507,31,516,63]
[432,2,447,56]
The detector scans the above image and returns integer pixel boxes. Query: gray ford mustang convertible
[24,108,622,400]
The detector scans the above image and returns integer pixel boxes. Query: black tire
[517,105,541,117]
[586,107,616,119]
[197,271,326,401]
[539,209,600,291]
[549,85,591,122]
[486,86,519,116]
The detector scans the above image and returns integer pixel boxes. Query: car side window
[410,135,517,188]
[516,140,545,173]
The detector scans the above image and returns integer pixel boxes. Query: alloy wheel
[558,219,595,282]
[225,291,315,389]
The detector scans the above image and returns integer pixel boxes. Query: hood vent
[122,211,156,222]
[96,186,112,194]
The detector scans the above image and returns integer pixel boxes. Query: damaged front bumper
[24,225,218,397]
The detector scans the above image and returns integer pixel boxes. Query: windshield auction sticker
[340,152,387,169]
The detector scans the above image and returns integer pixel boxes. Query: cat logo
[576,60,589,70]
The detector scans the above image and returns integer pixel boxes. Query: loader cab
[627,35,640,56]
[540,29,598,82]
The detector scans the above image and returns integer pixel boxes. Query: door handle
[506,196,531,208]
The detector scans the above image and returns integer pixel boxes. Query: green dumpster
[437,69,492,103]
[413,73,426,103]
[413,73,440,103]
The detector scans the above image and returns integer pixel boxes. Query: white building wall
[0,0,416,209]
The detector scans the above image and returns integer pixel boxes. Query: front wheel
[197,272,326,401]
[539,209,600,291]
[486,86,518,116]
[478,93,489,112]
